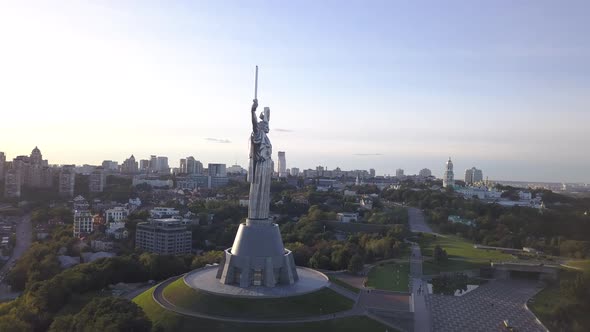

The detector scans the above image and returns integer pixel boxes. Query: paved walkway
[429,279,548,332]
[410,242,432,332]
[408,208,434,234]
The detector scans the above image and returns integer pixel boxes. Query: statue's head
[257,107,270,133]
[258,120,269,133]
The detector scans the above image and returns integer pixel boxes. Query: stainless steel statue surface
[216,66,298,287]
[247,99,272,220]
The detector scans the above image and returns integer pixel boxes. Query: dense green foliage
[48,297,151,332]
[384,187,590,257]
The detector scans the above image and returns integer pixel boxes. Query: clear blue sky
[0,1,588,182]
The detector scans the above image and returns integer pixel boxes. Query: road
[407,208,434,234]
[410,242,432,332]
[0,213,32,298]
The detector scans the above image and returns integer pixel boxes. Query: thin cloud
[353,153,383,156]
[204,138,231,144]
[275,128,294,132]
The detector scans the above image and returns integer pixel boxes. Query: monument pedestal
[217,218,298,288]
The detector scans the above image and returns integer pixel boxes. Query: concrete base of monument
[184,265,328,298]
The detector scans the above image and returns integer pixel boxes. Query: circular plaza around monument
[184,265,329,298]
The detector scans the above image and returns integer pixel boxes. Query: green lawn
[422,259,487,275]
[133,286,394,332]
[528,270,579,330]
[566,260,590,271]
[161,278,353,319]
[418,234,513,262]
[366,262,410,292]
[328,275,361,294]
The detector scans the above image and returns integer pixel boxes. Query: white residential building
[337,212,358,223]
[73,210,93,238]
[150,207,180,219]
[105,207,129,223]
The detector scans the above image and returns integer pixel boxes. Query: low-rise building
[337,212,358,223]
[105,207,129,223]
[91,239,115,251]
[150,207,180,219]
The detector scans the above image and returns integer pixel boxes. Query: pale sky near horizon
[0,1,589,183]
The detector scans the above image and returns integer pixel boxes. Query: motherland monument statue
[217,66,299,287]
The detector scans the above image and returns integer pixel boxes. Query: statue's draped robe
[247,123,272,219]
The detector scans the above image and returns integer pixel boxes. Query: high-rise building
[369,168,376,178]
[0,152,5,181]
[9,147,52,188]
[139,159,149,171]
[443,157,455,188]
[464,168,473,184]
[135,219,192,255]
[59,165,76,197]
[277,151,287,178]
[179,158,187,173]
[101,160,119,172]
[419,168,432,178]
[4,169,21,198]
[121,155,138,174]
[89,167,106,193]
[396,169,405,178]
[73,209,93,238]
[473,168,483,183]
[290,167,300,177]
[208,163,227,177]
[464,167,483,185]
[156,156,169,173]
[186,157,203,174]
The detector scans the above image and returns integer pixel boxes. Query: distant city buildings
[0,152,5,181]
[290,167,300,177]
[4,169,21,198]
[59,165,76,197]
[207,163,226,177]
[396,169,405,178]
[277,151,287,178]
[89,167,105,193]
[419,168,432,178]
[443,157,455,188]
[370,168,376,178]
[186,157,203,174]
[101,160,119,172]
[227,164,246,175]
[135,219,192,255]
[465,167,483,185]
[121,155,139,174]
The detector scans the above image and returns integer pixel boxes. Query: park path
[0,213,32,300]
[407,207,434,234]
[410,242,432,332]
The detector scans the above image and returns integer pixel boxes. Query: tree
[49,297,151,332]
[348,254,364,274]
[433,245,448,263]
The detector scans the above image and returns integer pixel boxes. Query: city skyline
[1,1,589,182]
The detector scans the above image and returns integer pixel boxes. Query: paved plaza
[429,279,547,332]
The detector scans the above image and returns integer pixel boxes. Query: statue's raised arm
[251,99,259,132]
